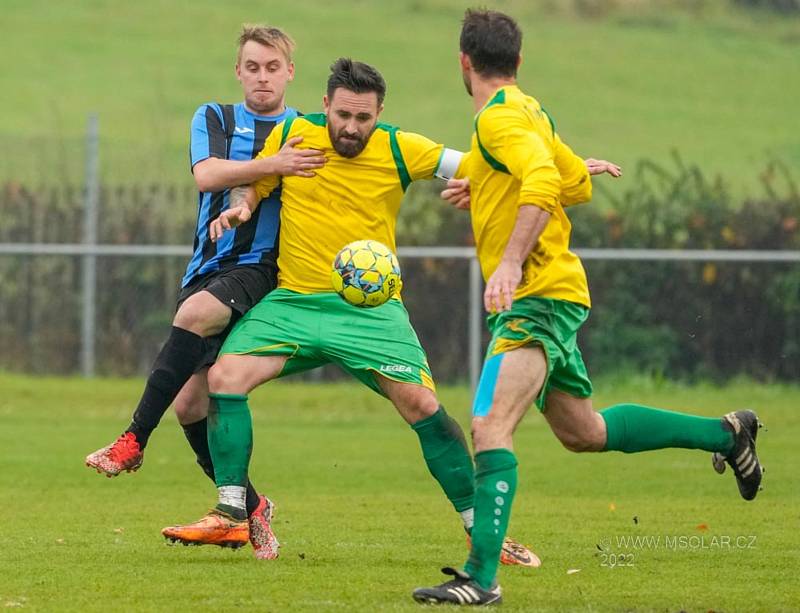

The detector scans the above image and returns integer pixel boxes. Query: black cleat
[713,410,763,501]
[412,567,502,606]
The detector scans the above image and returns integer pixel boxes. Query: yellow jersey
[460,85,593,307]
[253,114,445,293]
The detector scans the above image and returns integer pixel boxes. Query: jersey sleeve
[454,150,472,180]
[251,120,285,200]
[395,131,446,182]
[477,105,561,213]
[189,104,226,170]
[554,134,592,207]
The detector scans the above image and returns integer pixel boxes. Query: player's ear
[323,95,330,113]
[459,52,470,71]
[377,103,385,117]
[287,61,295,81]
[235,61,242,82]
[516,54,522,70]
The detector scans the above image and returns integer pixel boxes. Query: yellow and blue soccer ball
[331,240,402,308]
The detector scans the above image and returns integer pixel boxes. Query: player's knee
[391,384,439,424]
[412,390,440,417]
[174,394,208,425]
[207,359,245,394]
[174,294,230,337]
[555,424,605,453]
[470,415,513,452]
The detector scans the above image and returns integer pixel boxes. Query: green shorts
[473,296,592,414]
[219,289,435,396]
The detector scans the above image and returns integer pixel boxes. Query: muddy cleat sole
[413,567,502,606]
[716,410,764,501]
[161,509,248,548]
[466,534,541,568]
[85,432,144,477]
[249,495,280,560]
[164,536,245,550]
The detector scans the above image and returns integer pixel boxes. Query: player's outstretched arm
[193,136,325,192]
[585,158,622,177]
[209,185,258,242]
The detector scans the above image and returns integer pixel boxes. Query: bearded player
[162,58,539,568]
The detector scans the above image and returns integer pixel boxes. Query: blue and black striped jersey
[182,102,299,287]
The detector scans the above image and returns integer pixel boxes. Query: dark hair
[326,58,386,105]
[460,9,522,78]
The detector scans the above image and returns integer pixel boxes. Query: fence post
[469,256,482,391]
[81,114,99,377]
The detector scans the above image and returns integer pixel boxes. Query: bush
[0,159,798,382]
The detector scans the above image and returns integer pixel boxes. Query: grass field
[1,373,798,611]
[2,0,799,192]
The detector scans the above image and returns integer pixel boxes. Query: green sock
[464,449,517,590]
[207,393,253,488]
[601,403,734,454]
[411,406,475,513]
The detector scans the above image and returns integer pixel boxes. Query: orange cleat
[467,533,542,568]
[85,432,143,477]
[162,509,248,549]
[248,495,280,560]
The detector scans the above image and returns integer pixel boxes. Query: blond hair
[237,25,295,63]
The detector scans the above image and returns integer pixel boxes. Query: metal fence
[2,241,798,388]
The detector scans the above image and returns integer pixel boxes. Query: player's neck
[471,76,516,112]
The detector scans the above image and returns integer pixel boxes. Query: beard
[328,124,372,158]
[462,70,473,96]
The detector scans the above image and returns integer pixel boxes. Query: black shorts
[177,263,277,369]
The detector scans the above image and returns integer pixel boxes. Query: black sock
[127,326,206,448]
[182,417,261,516]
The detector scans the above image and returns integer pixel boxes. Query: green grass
[0,373,797,611]
[2,0,799,194]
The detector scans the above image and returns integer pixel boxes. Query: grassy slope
[0,374,797,611]
[1,0,799,194]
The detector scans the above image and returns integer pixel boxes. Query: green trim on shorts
[485,295,592,411]
[219,289,435,396]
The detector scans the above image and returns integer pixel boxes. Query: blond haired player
[86,25,325,559]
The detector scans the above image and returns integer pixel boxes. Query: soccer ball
[331,240,402,308]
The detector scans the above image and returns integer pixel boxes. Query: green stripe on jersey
[300,112,326,127]
[541,106,556,137]
[377,123,411,191]
[279,116,296,147]
[281,113,327,147]
[474,89,510,174]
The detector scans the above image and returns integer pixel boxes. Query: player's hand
[484,259,522,313]
[441,177,471,210]
[209,206,251,242]
[585,158,622,177]
[271,136,326,177]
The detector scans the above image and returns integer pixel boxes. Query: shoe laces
[249,520,272,546]
[108,432,140,461]
[249,506,272,533]
[503,538,528,556]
